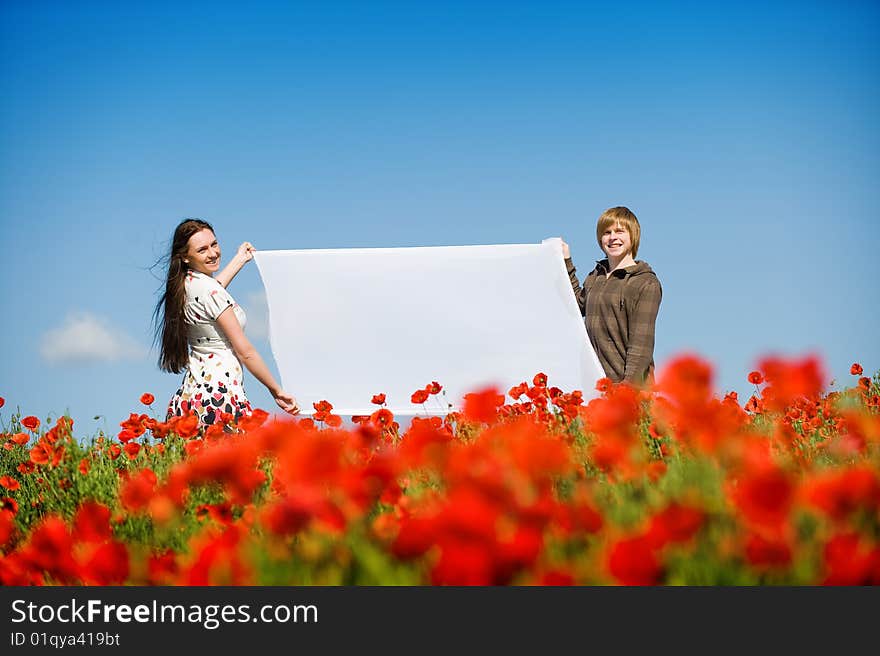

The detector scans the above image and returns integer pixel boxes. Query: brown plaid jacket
[566,257,662,384]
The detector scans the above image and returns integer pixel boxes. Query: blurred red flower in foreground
[822,533,880,585]
[0,354,878,587]
[463,387,505,424]
[120,469,158,512]
[758,355,824,412]
[607,535,662,585]
[728,464,794,530]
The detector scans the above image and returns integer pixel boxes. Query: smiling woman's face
[185,228,221,275]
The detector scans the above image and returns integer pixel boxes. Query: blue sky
[1,0,878,437]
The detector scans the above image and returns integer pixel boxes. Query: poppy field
[1,354,879,586]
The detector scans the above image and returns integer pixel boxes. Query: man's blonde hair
[596,206,641,258]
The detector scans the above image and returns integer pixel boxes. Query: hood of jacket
[594,259,657,280]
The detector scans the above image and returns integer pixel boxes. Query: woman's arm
[214,306,299,414]
[216,242,255,289]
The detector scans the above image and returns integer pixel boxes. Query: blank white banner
[254,238,603,416]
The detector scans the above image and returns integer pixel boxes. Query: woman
[153,218,299,426]
[562,206,662,385]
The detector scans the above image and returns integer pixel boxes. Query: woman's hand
[215,243,255,288]
[273,390,300,415]
[237,242,256,263]
[561,239,571,259]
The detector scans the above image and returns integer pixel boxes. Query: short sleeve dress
[166,269,253,425]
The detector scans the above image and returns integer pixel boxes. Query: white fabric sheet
[254,239,604,415]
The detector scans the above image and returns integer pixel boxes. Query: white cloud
[242,291,269,340]
[40,312,147,364]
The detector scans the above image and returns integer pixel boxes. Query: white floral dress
[166,270,253,425]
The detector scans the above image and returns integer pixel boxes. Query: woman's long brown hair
[152,219,214,373]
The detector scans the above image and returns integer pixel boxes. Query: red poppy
[29,442,51,466]
[261,498,312,537]
[230,408,262,432]
[120,469,158,512]
[313,400,333,414]
[595,377,612,393]
[745,533,792,569]
[325,414,343,428]
[802,466,880,521]
[748,371,764,385]
[463,387,504,424]
[0,509,14,547]
[411,389,429,404]
[758,355,825,412]
[645,504,704,548]
[72,501,112,543]
[539,570,576,585]
[426,382,443,395]
[169,413,200,439]
[120,413,148,438]
[11,433,29,446]
[117,429,137,444]
[21,416,40,432]
[430,539,496,586]
[505,382,526,399]
[1,497,19,514]
[850,363,863,376]
[0,475,20,491]
[0,396,4,409]
[371,393,386,405]
[124,442,141,458]
[80,541,130,585]
[533,372,548,387]
[822,533,880,585]
[24,515,78,584]
[371,408,394,428]
[728,465,794,529]
[140,393,155,406]
[107,444,122,460]
[607,534,662,585]
[657,355,714,409]
[17,462,35,475]
[744,395,763,414]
